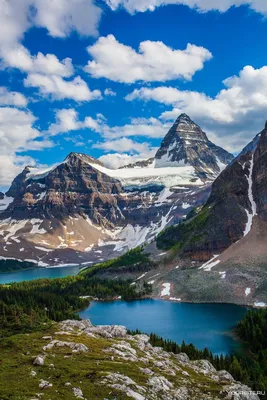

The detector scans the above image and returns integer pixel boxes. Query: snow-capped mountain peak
[154,113,234,175]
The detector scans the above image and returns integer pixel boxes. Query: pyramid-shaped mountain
[155,113,234,176]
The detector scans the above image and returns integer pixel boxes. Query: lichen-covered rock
[59,319,92,332]
[85,324,127,338]
[33,355,45,366]
[43,339,88,353]
[39,379,52,389]
[174,353,190,363]
[191,359,217,374]
[73,387,85,399]
[218,370,235,382]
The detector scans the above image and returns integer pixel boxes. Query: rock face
[4,153,123,227]
[0,192,4,200]
[11,319,256,400]
[119,157,155,169]
[154,114,233,176]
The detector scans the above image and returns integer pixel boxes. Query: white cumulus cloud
[0,106,53,186]
[2,45,74,77]
[105,0,267,15]
[0,87,27,107]
[0,0,102,51]
[99,149,156,169]
[94,137,152,153]
[126,65,267,151]
[84,34,212,83]
[24,74,102,102]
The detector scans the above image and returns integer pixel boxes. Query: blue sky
[2,0,267,189]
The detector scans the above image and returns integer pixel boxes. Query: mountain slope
[157,150,253,260]
[152,122,267,305]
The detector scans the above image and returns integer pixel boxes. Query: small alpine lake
[79,299,248,355]
[0,267,248,356]
[0,265,81,284]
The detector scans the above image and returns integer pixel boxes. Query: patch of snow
[90,162,203,188]
[148,280,155,284]
[199,255,220,271]
[26,163,62,180]
[170,297,181,301]
[0,219,28,242]
[149,273,160,279]
[155,188,173,206]
[38,261,49,267]
[244,154,257,237]
[161,283,171,297]
[37,191,46,200]
[29,219,46,235]
[136,272,147,281]
[35,246,53,252]
[85,245,93,252]
[181,202,191,209]
[219,271,226,279]
[215,156,227,173]
[254,302,266,308]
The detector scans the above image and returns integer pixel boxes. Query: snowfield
[161,283,171,297]
[90,163,203,188]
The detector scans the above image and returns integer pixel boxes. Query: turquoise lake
[0,267,248,355]
[79,299,248,355]
[0,265,81,284]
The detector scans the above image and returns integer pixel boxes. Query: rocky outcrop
[119,157,155,169]
[0,192,4,200]
[19,319,259,400]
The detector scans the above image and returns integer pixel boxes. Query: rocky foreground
[0,319,259,400]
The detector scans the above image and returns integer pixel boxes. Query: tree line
[0,275,152,337]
